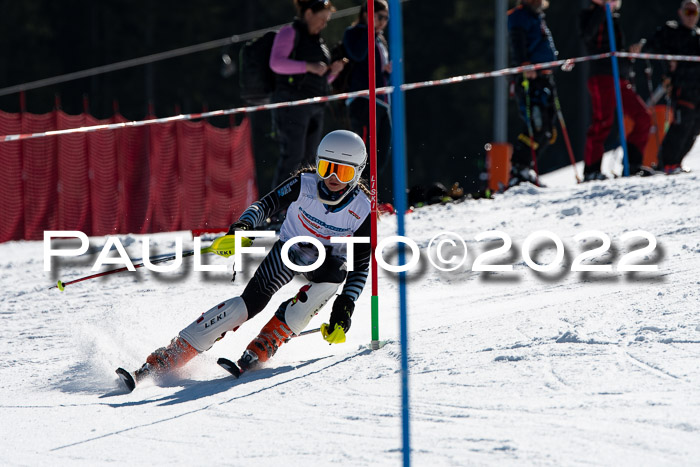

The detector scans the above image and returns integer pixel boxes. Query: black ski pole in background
[640,39,661,149]
[522,74,541,186]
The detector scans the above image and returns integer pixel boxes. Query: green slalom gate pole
[371,295,380,346]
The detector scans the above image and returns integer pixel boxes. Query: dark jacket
[507,3,557,66]
[580,4,631,78]
[274,19,331,100]
[646,20,700,96]
[343,23,390,102]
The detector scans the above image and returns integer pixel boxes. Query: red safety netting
[0,111,24,242]
[178,120,207,232]
[57,112,91,234]
[0,111,257,242]
[87,114,120,235]
[22,112,58,240]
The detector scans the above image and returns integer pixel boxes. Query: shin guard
[283,282,339,335]
[179,296,248,352]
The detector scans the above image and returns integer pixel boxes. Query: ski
[217,358,243,379]
[612,165,665,179]
[116,327,322,390]
[636,165,664,177]
[116,367,137,392]
[216,327,322,379]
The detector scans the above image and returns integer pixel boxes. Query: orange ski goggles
[317,159,357,183]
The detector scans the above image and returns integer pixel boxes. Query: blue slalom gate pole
[604,3,630,176]
[388,0,410,465]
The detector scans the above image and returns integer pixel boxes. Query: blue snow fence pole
[605,2,630,177]
[388,0,411,465]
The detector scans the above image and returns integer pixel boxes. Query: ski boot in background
[663,164,690,175]
[509,163,541,187]
[583,170,608,182]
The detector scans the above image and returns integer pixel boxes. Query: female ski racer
[117,130,371,391]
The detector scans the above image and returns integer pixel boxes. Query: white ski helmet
[315,130,367,205]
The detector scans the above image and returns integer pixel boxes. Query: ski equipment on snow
[116,364,152,393]
[216,327,323,380]
[116,368,137,392]
[116,327,323,391]
[217,357,244,378]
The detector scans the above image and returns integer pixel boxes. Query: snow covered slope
[1,143,699,466]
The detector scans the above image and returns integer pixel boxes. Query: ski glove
[329,294,355,333]
[227,220,253,236]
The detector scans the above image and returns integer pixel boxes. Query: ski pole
[522,74,541,186]
[647,83,668,107]
[550,77,582,183]
[49,235,250,291]
[294,327,321,338]
[49,250,197,291]
[641,40,661,149]
[644,61,662,149]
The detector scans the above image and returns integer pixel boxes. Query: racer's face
[323,174,348,192]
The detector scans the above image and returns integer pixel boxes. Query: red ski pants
[584,76,651,167]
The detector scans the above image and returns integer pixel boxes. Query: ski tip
[115,367,136,392]
[217,357,242,379]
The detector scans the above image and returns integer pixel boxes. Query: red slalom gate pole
[367,0,380,350]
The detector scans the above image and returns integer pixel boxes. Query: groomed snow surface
[1,144,699,466]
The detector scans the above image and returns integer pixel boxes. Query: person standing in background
[507,0,558,187]
[646,0,700,174]
[580,0,652,181]
[343,0,393,201]
[269,0,346,189]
